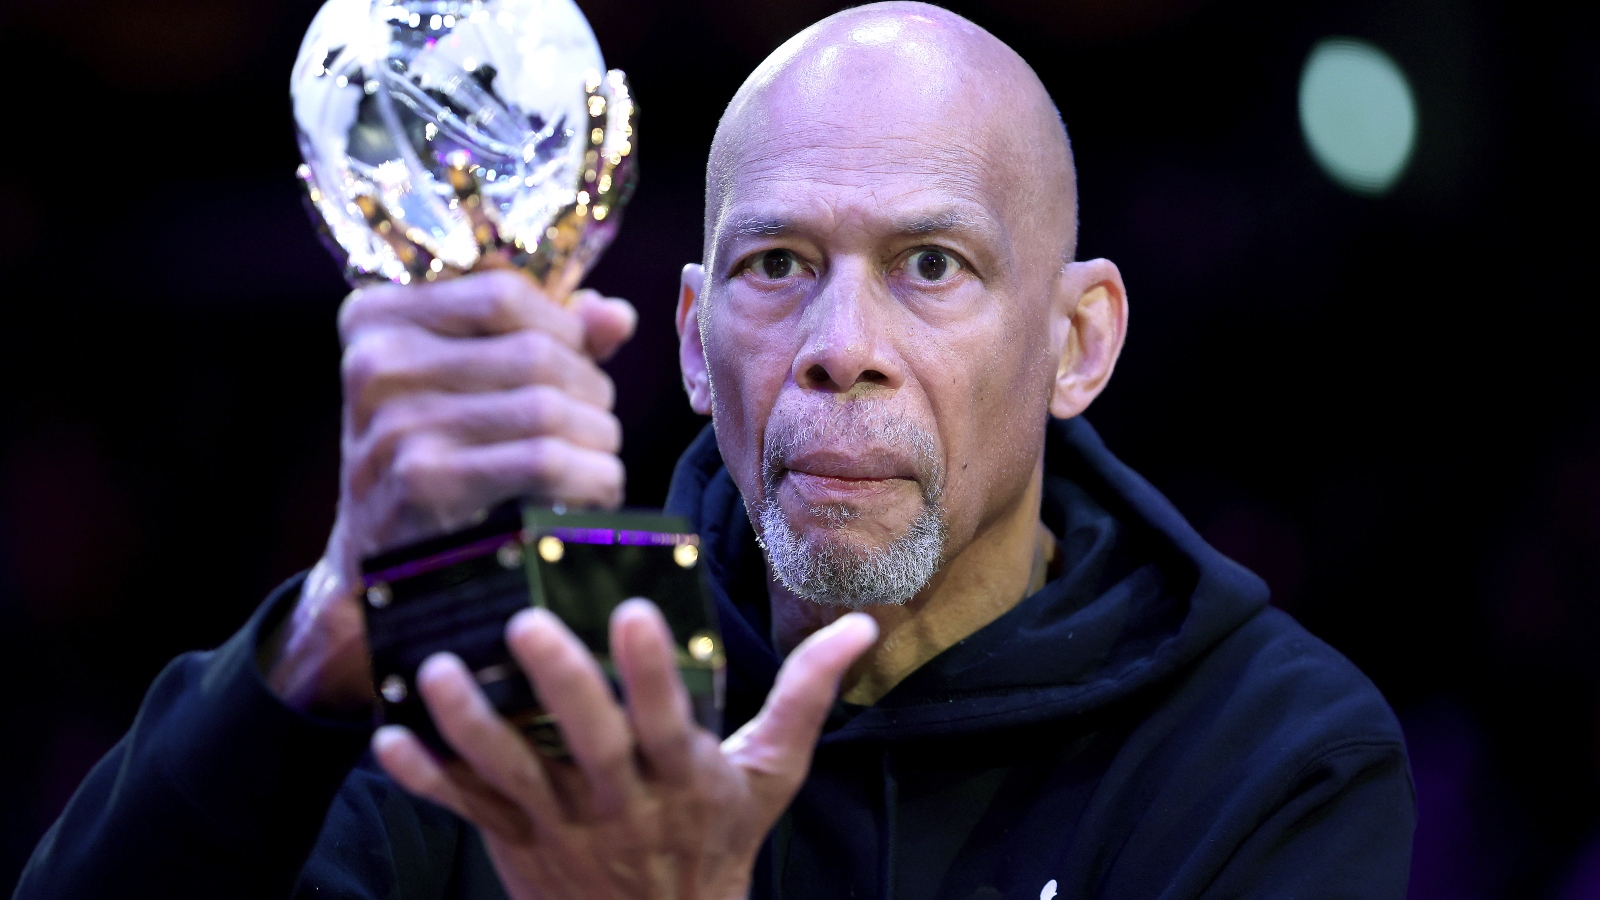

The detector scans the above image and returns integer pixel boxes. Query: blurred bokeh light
[1299,37,1418,195]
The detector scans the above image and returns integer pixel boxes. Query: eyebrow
[899,210,971,235]
[727,216,791,238]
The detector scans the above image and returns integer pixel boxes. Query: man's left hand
[373,599,877,900]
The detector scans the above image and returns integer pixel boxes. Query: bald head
[706,2,1078,268]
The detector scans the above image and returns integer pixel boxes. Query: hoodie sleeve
[12,576,375,900]
[1198,736,1416,900]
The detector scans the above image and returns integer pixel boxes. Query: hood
[665,415,1269,745]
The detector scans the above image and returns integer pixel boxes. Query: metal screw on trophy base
[380,674,408,703]
[688,631,719,664]
[673,543,699,569]
[497,540,525,569]
[537,536,565,563]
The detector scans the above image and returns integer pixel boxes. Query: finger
[724,614,878,784]
[571,290,638,362]
[372,724,536,843]
[506,607,645,818]
[344,327,615,427]
[390,436,625,514]
[341,269,585,348]
[611,599,696,786]
[410,654,570,830]
[351,387,622,497]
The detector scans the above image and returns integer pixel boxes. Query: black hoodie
[14,417,1413,899]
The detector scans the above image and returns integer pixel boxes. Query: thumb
[572,289,638,361]
[723,613,878,798]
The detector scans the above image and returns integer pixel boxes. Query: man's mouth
[781,471,916,511]
[759,401,944,510]
[776,450,920,505]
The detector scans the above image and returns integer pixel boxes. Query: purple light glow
[619,530,691,546]
[548,527,616,544]
[363,532,519,587]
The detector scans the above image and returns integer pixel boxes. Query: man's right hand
[265,270,638,714]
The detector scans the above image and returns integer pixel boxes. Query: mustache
[761,401,943,504]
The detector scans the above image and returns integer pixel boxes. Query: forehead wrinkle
[732,116,987,164]
[722,204,997,242]
[732,157,993,194]
[709,153,1026,283]
[726,129,1003,201]
[716,180,996,244]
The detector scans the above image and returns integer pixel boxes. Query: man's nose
[792,263,903,396]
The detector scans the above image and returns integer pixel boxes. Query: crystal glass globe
[291,0,635,291]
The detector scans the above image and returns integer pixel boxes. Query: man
[15,4,1414,898]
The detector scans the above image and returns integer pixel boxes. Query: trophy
[290,0,722,755]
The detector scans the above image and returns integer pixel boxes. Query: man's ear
[676,263,713,416]
[1049,258,1129,420]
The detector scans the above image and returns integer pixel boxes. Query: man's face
[697,30,1065,606]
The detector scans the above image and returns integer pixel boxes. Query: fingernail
[614,596,656,618]
[507,607,541,634]
[418,651,464,683]
[372,724,410,751]
[510,606,563,643]
[614,598,665,646]
[839,612,879,640]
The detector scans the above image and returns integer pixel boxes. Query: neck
[769,462,1049,705]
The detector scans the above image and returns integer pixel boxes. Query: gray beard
[752,404,948,610]
[756,495,947,610]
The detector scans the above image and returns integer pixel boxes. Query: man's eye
[904,249,962,284]
[749,249,802,280]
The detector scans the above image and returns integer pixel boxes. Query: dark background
[1,0,1596,895]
